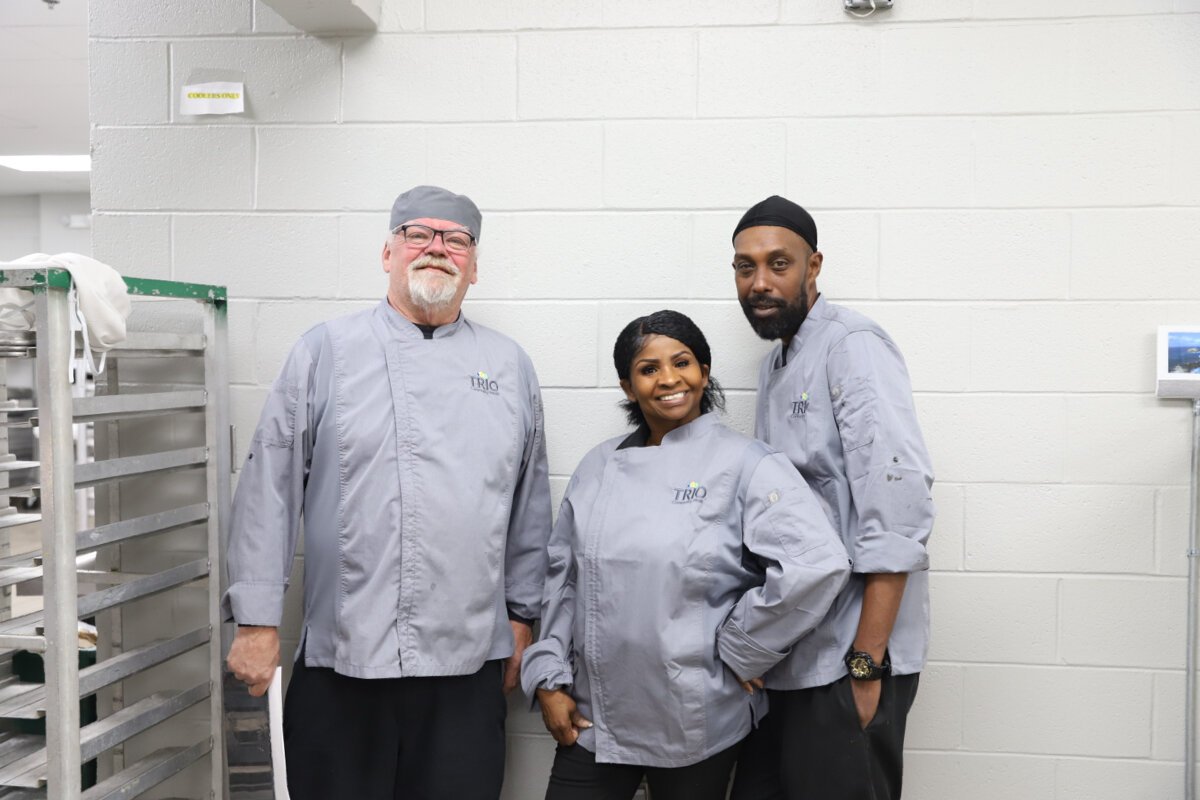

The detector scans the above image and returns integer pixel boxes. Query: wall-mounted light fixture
[0,155,91,172]
[844,0,893,16]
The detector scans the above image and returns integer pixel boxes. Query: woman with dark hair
[521,310,850,800]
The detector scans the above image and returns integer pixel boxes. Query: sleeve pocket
[254,380,299,448]
[765,499,823,561]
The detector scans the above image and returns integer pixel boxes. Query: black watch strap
[844,649,890,681]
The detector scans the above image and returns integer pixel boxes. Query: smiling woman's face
[620,334,710,445]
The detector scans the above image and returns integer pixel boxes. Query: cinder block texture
[426,0,599,30]
[963,666,1152,757]
[879,25,1070,115]
[257,126,428,211]
[428,124,603,210]
[605,122,786,209]
[927,482,964,571]
[879,212,1070,300]
[1055,758,1183,800]
[92,128,255,211]
[1060,578,1186,668]
[699,28,878,118]
[89,0,251,36]
[928,574,1057,664]
[89,41,169,125]
[1156,487,1191,577]
[1071,209,1200,300]
[605,0,778,26]
[1065,395,1192,485]
[520,30,696,120]
[788,119,974,209]
[906,753,1056,800]
[917,395,1067,484]
[89,214,172,280]
[173,214,339,298]
[964,484,1156,574]
[905,664,962,750]
[344,35,516,122]
[465,301,600,387]
[973,116,1173,207]
[1151,671,1195,762]
[172,38,342,123]
[482,212,693,299]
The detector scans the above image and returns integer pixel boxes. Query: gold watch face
[848,656,871,679]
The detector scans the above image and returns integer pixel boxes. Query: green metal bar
[122,277,226,304]
[0,269,226,305]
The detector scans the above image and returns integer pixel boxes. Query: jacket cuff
[519,646,573,700]
[851,531,929,574]
[507,609,536,627]
[504,579,544,622]
[717,620,788,682]
[222,581,286,627]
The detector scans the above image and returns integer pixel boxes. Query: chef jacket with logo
[521,413,849,767]
[222,300,552,679]
[755,295,935,690]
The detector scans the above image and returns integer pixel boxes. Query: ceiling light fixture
[0,155,91,172]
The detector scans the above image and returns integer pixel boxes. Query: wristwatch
[844,649,890,681]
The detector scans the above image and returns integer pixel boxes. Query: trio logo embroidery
[790,391,810,417]
[672,480,708,504]
[469,370,500,395]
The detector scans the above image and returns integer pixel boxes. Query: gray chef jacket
[521,413,849,767]
[755,295,934,691]
[221,300,552,679]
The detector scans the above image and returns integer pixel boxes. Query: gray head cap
[389,185,482,241]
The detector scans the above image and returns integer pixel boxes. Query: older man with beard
[728,196,934,800]
[224,185,552,800]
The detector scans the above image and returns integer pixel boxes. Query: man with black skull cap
[728,196,934,800]
[223,185,552,799]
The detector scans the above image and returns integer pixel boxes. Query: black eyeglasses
[392,224,476,254]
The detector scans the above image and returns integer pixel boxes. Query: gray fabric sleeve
[717,452,851,682]
[828,330,934,574]
[504,351,553,622]
[220,337,315,627]
[519,485,578,699]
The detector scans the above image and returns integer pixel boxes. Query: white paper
[180,81,245,115]
[268,667,290,800]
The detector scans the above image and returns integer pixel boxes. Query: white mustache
[409,254,460,277]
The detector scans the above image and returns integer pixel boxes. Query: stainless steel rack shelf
[0,269,230,799]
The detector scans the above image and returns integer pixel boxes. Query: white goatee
[407,254,460,310]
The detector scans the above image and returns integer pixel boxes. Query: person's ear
[620,379,636,404]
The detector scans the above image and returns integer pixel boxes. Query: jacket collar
[375,298,467,340]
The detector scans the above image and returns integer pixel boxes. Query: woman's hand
[536,688,593,746]
[738,677,765,695]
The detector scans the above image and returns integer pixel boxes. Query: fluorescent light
[0,155,91,173]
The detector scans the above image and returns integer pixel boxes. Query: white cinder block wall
[87,1,1200,797]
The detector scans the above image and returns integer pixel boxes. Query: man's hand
[226,626,280,697]
[850,678,881,730]
[503,619,533,695]
[738,677,765,695]
[535,688,592,746]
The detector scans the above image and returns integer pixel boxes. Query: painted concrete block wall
[87,2,1200,797]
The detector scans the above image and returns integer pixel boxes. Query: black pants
[283,653,507,800]
[545,740,743,800]
[730,673,919,800]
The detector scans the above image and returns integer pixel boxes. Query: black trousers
[545,740,743,800]
[729,673,919,800]
[283,654,507,800]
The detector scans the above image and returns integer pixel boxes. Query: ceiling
[0,0,90,196]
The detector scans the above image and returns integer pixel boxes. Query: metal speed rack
[0,268,230,799]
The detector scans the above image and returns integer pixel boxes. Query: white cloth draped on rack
[0,252,131,375]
